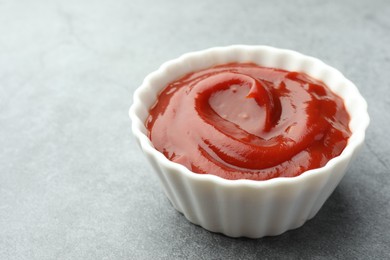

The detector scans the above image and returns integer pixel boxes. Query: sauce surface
[146,63,351,180]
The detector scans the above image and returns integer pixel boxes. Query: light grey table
[0,0,389,259]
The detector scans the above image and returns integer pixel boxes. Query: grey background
[0,0,389,259]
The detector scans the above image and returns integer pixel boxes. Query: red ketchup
[146,63,351,180]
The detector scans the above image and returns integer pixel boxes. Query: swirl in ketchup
[146,63,351,180]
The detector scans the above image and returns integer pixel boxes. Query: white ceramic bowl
[129,45,369,238]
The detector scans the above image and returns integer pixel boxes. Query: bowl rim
[129,45,370,187]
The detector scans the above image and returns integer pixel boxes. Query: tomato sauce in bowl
[146,63,351,180]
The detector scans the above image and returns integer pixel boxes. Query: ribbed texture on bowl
[130,45,369,238]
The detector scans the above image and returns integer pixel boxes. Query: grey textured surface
[0,0,389,259]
